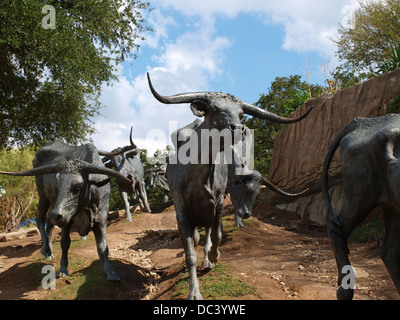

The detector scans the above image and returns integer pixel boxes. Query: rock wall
[267,68,400,225]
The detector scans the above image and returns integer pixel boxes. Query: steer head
[0,160,132,227]
[228,172,263,220]
[147,73,313,160]
[102,127,139,169]
[147,73,312,128]
[228,170,309,220]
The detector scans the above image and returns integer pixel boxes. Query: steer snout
[229,123,245,132]
[237,207,251,220]
[48,210,67,227]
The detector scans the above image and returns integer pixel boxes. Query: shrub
[0,146,38,232]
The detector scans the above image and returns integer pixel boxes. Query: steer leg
[177,212,202,300]
[136,181,151,213]
[119,187,132,222]
[45,221,55,260]
[380,209,400,292]
[193,228,200,246]
[201,228,214,269]
[234,212,244,228]
[328,200,372,300]
[57,224,72,277]
[92,222,120,281]
[208,218,222,265]
[163,191,169,203]
[208,196,224,264]
[36,196,53,259]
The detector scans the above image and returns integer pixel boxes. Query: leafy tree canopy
[333,0,400,76]
[0,0,151,148]
[244,75,323,175]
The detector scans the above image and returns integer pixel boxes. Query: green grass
[349,216,384,244]
[171,214,258,299]
[172,262,257,300]
[29,234,111,300]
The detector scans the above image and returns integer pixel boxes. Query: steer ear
[190,100,209,117]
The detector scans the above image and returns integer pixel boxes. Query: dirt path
[0,199,398,300]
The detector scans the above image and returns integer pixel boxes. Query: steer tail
[322,121,357,238]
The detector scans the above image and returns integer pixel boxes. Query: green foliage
[244,75,323,175]
[334,0,400,75]
[0,0,152,147]
[108,178,126,212]
[284,90,310,114]
[387,93,400,114]
[329,67,367,90]
[377,40,400,74]
[349,213,384,245]
[0,146,39,231]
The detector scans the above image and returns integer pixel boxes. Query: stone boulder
[267,68,400,225]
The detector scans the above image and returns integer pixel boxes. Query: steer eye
[234,180,244,185]
[72,183,83,195]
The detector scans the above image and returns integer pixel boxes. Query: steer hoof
[56,269,69,278]
[41,247,53,260]
[188,291,202,300]
[45,253,54,261]
[208,249,220,264]
[337,286,354,300]
[201,260,215,269]
[234,221,244,228]
[106,271,120,282]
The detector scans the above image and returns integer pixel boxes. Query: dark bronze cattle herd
[1,73,400,300]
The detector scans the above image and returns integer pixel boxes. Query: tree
[329,67,365,91]
[333,0,400,75]
[0,146,38,232]
[0,0,151,147]
[244,75,323,175]
[376,40,400,74]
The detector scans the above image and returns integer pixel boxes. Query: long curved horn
[98,144,137,158]
[144,168,164,175]
[242,102,313,124]
[260,176,309,197]
[147,72,208,104]
[129,126,138,149]
[147,72,312,124]
[0,161,132,186]
[0,163,63,176]
[81,163,132,185]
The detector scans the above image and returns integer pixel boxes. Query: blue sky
[90,0,359,155]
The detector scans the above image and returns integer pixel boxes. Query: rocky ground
[0,197,398,300]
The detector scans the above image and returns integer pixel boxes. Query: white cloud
[92,8,232,155]
[144,8,177,49]
[91,0,361,155]
[150,0,360,63]
[92,70,194,155]
[155,31,231,85]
